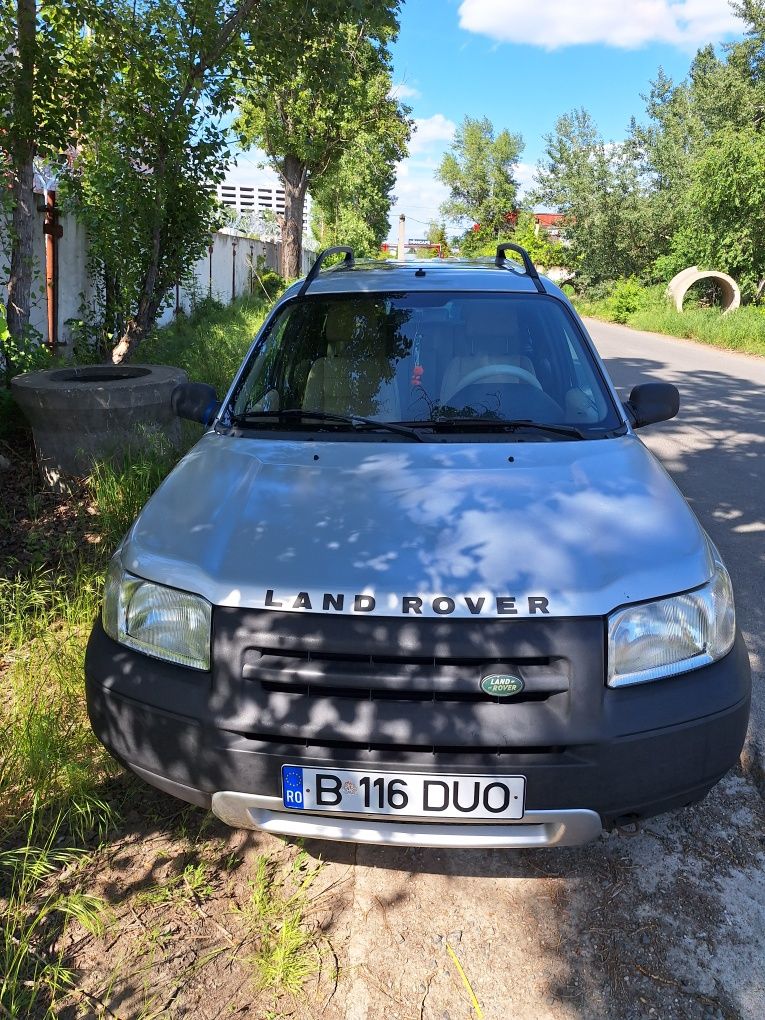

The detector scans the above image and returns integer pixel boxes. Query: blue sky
[226,1,747,243]
[386,0,746,240]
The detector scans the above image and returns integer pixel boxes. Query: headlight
[102,557,211,671]
[607,554,735,688]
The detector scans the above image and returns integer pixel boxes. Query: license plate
[281,766,525,820]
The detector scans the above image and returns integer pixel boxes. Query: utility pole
[397,214,406,260]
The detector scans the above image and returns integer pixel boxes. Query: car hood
[121,431,712,619]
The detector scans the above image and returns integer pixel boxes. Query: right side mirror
[171,382,220,425]
[623,382,680,429]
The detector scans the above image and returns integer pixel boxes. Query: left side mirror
[623,382,680,429]
[171,382,220,425]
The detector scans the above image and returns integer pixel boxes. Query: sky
[227,0,747,245]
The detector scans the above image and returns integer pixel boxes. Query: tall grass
[576,283,765,357]
[141,293,277,396]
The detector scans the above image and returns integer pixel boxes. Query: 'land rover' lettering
[262,591,552,615]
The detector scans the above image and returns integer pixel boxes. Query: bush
[254,269,286,300]
[608,278,644,324]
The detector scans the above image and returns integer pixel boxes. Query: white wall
[1,200,315,346]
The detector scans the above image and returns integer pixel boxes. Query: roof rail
[495,242,546,294]
[298,246,355,296]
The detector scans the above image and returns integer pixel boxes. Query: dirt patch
[41,766,765,1020]
[51,783,351,1020]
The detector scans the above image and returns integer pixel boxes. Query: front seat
[303,304,401,419]
[440,303,536,405]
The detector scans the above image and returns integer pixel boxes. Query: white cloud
[390,82,421,100]
[385,115,458,238]
[458,0,744,50]
[409,114,457,155]
[514,162,536,196]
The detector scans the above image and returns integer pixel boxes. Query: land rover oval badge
[481,673,525,697]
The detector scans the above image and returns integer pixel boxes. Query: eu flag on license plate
[282,766,305,810]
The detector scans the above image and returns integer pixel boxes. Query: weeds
[140,293,277,397]
[0,799,111,1017]
[88,431,179,550]
[236,850,323,994]
[139,861,215,906]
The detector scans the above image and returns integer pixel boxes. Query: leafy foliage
[310,123,409,257]
[437,115,524,238]
[607,278,645,324]
[534,109,648,286]
[670,129,765,298]
[237,1,409,276]
[60,0,258,361]
[540,2,765,293]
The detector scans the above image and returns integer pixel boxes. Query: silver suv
[86,244,751,848]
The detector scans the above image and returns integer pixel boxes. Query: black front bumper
[85,619,751,826]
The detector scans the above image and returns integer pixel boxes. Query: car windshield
[227,292,622,436]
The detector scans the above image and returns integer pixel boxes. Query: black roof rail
[495,242,546,294]
[298,246,355,296]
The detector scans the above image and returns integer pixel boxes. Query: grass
[575,282,765,358]
[0,292,312,1016]
[235,850,324,994]
[138,861,216,907]
[140,293,276,396]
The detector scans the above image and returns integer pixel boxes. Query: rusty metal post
[232,241,238,302]
[208,240,214,297]
[42,190,62,348]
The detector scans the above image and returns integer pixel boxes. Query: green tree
[436,116,523,237]
[310,120,409,258]
[237,1,407,279]
[0,0,111,350]
[64,0,258,363]
[534,109,648,285]
[671,127,765,295]
[425,222,451,258]
[510,212,567,269]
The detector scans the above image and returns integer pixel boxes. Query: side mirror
[171,382,220,425]
[623,382,679,429]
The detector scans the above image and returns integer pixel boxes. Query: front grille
[213,609,605,751]
[244,648,569,704]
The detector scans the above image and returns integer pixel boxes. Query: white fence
[1,201,314,346]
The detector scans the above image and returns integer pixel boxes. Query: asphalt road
[586,318,765,775]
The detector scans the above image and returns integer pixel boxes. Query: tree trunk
[280,156,308,279]
[5,0,37,346]
[111,148,168,364]
[111,281,165,364]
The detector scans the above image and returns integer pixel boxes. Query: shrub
[608,278,644,324]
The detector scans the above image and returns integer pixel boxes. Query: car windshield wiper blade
[230,408,425,442]
[402,417,587,439]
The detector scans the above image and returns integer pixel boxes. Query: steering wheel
[442,363,543,403]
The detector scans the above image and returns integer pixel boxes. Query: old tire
[11,363,188,492]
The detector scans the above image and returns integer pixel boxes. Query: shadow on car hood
[122,431,711,618]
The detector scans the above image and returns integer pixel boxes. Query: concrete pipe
[666,267,741,314]
[12,363,187,492]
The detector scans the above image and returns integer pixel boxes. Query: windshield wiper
[404,417,587,440]
[230,408,425,442]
